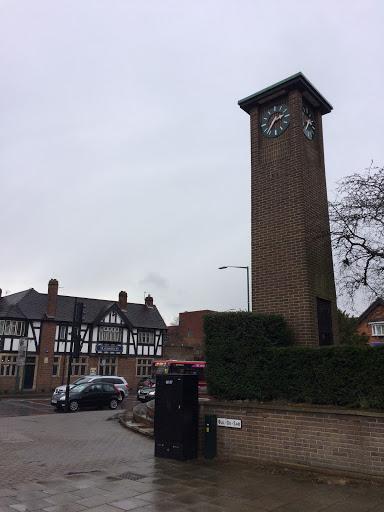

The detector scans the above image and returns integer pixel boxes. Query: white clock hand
[267,113,283,134]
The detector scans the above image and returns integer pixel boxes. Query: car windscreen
[72,377,93,386]
[70,383,90,393]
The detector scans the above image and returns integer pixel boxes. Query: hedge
[203,312,384,409]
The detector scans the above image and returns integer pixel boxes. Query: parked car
[51,382,121,412]
[137,385,156,402]
[52,375,129,401]
[137,377,156,391]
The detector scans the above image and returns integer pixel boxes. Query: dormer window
[98,326,122,343]
[371,323,384,337]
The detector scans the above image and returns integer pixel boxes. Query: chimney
[46,278,58,317]
[145,294,154,308]
[119,291,127,311]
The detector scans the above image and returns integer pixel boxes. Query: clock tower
[239,73,338,346]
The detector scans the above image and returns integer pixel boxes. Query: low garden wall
[199,399,384,479]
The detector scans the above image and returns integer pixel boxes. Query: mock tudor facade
[0,279,167,393]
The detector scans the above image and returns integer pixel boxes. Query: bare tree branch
[329,164,384,304]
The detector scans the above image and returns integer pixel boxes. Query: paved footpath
[1,409,384,511]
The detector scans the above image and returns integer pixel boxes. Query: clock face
[260,104,290,138]
[302,105,315,140]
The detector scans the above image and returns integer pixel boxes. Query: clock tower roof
[238,72,333,115]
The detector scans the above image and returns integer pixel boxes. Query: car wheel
[109,398,118,410]
[69,400,79,412]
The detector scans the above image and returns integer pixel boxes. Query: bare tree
[329,164,384,303]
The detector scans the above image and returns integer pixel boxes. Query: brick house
[357,298,384,346]
[0,279,167,393]
[164,310,213,360]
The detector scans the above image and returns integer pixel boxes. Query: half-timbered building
[0,279,167,393]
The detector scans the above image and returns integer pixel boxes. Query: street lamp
[218,266,250,312]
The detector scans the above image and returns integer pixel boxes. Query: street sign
[16,356,26,366]
[217,418,242,429]
[18,338,28,356]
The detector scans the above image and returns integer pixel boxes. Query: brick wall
[55,356,143,391]
[165,310,212,360]
[38,321,57,391]
[199,400,384,478]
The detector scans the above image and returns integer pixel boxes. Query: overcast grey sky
[1,0,383,324]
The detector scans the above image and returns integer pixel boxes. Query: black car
[137,385,156,402]
[51,382,121,412]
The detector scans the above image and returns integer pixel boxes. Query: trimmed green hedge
[203,311,293,349]
[204,312,384,409]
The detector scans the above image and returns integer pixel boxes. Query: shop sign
[96,345,123,353]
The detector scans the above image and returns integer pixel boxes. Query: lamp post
[218,266,250,312]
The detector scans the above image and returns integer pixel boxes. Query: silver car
[52,375,129,401]
[137,385,156,402]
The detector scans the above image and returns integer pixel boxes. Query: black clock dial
[260,104,290,138]
[302,105,315,140]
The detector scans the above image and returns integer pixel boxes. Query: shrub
[204,312,384,409]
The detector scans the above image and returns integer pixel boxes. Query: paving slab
[1,404,384,512]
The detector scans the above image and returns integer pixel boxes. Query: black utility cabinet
[154,374,198,461]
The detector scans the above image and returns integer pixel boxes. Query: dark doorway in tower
[317,298,333,346]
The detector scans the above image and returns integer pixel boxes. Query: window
[98,326,122,343]
[59,326,66,340]
[52,356,61,376]
[138,332,154,345]
[137,358,153,376]
[71,357,88,376]
[0,355,17,376]
[103,383,115,392]
[0,320,26,336]
[89,384,103,393]
[188,331,193,338]
[99,358,117,376]
[371,323,384,336]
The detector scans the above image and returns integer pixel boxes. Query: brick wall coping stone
[198,397,384,419]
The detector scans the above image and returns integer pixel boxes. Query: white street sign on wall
[217,418,242,429]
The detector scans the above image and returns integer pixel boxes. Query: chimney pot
[119,291,127,311]
[145,294,154,308]
[46,278,59,317]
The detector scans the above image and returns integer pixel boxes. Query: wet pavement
[0,397,53,416]
[1,396,384,511]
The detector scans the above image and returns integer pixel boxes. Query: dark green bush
[204,312,384,409]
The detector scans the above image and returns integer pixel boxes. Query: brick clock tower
[238,73,338,346]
